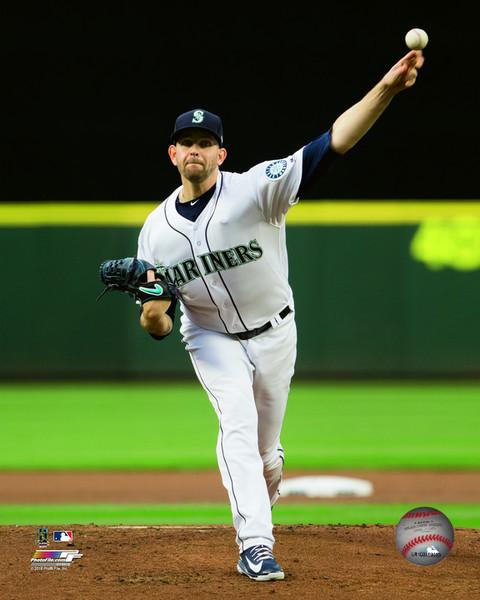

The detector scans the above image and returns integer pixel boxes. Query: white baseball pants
[180,312,297,552]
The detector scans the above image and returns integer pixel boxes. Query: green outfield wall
[1,202,480,378]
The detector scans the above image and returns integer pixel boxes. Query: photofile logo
[31,550,83,570]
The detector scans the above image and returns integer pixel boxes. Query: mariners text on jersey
[161,239,263,287]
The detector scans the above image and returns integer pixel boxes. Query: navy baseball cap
[171,109,224,145]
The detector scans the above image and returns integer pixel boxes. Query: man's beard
[183,163,209,183]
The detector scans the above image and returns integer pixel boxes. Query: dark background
[1,2,478,202]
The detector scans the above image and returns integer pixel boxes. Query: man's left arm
[139,269,175,338]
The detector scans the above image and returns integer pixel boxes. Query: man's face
[168,129,226,184]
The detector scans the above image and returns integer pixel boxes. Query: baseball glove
[97,257,178,304]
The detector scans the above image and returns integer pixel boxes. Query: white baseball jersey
[137,148,304,334]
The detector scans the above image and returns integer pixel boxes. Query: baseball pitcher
[98,50,424,581]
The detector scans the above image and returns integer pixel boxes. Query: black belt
[236,306,292,340]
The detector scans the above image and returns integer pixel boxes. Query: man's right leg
[182,323,275,552]
[248,315,297,507]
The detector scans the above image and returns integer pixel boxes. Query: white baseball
[395,506,454,566]
[405,28,429,50]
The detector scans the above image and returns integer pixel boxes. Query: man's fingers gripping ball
[385,50,423,90]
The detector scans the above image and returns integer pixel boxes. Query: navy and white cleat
[237,545,285,581]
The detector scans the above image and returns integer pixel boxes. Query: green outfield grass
[1,382,479,470]
[0,502,478,528]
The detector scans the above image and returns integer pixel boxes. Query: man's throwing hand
[383,50,424,92]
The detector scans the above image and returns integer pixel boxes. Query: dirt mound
[1,524,478,599]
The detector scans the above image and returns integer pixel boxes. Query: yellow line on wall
[290,201,480,224]
[1,201,480,226]
[0,203,155,226]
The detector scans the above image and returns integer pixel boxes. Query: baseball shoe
[237,545,285,581]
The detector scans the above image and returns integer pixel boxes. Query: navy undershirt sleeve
[298,130,340,197]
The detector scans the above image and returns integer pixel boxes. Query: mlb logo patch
[53,530,73,543]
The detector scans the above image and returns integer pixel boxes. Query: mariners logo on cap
[265,159,288,180]
[192,110,205,124]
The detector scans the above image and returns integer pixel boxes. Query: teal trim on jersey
[0,503,478,528]
[0,382,479,470]
[1,202,480,226]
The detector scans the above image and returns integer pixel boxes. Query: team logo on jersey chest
[265,159,288,180]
